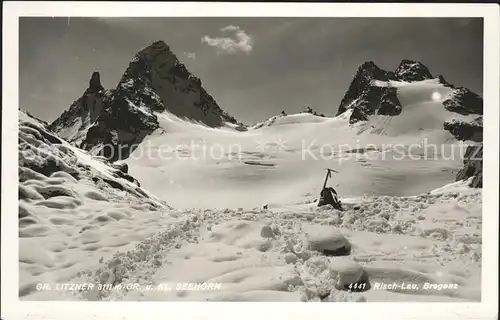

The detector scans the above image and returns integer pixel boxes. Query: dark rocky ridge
[50,40,240,161]
[456,144,483,188]
[437,75,453,88]
[443,87,483,115]
[83,88,160,161]
[439,84,483,189]
[443,116,483,188]
[443,116,483,143]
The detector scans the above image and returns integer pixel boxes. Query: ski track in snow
[19,79,483,302]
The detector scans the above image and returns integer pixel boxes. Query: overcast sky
[19,17,483,124]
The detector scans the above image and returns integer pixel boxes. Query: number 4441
[347,283,367,291]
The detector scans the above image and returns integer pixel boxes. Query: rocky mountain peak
[89,71,104,92]
[139,40,171,55]
[337,61,402,123]
[394,59,433,82]
[356,61,394,82]
[50,39,240,161]
[121,40,174,84]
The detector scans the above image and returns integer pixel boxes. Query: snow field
[54,186,481,302]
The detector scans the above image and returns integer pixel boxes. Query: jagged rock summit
[335,59,483,125]
[336,61,403,124]
[394,59,434,82]
[89,71,104,92]
[116,40,238,126]
[50,40,239,161]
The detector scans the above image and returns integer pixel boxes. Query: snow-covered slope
[18,110,172,298]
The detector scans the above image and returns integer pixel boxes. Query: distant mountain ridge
[48,50,483,188]
[50,40,240,161]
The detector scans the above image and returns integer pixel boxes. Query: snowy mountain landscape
[18,39,483,302]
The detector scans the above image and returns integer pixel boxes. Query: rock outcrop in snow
[20,110,165,206]
[438,74,483,115]
[302,105,325,117]
[443,116,483,142]
[442,87,483,115]
[440,95,483,187]
[456,144,483,188]
[50,40,240,161]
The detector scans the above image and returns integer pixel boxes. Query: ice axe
[317,168,342,209]
[321,168,339,190]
